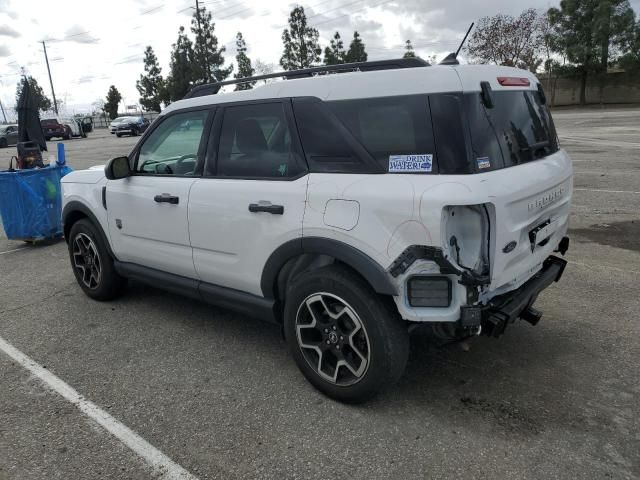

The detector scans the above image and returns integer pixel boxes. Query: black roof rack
[183,57,429,99]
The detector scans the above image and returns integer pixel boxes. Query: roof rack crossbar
[183,57,429,99]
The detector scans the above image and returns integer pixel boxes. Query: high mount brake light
[497,77,530,87]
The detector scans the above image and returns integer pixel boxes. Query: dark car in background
[114,116,150,137]
[41,118,70,140]
[0,124,18,148]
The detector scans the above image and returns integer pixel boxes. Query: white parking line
[574,188,640,194]
[0,247,29,255]
[0,335,198,480]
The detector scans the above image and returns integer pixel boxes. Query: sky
[0,0,638,118]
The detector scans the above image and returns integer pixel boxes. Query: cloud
[0,44,10,56]
[0,23,18,36]
[78,75,95,83]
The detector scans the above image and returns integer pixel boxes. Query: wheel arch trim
[62,200,117,259]
[261,237,397,299]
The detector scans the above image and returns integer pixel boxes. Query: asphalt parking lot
[1,111,639,479]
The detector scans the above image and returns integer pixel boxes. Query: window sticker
[388,154,433,173]
[476,157,491,169]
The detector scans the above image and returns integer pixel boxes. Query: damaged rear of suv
[61,58,571,403]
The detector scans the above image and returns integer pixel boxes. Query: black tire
[284,265,409,403]
[130,128,138,137]
[116,133,122,138]
[67,219,126,301]
[0,138,7,148]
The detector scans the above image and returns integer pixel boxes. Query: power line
[312,0,397,27]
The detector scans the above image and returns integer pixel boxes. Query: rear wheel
[0,138,7,148]
[116,133,122,138]
[130,127,138,137]
[68,219,126,301]
[284,265,409,403]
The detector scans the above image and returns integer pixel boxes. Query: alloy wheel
[295,292,370,386]
[72,233,102,289]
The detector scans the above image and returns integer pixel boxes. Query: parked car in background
[109,117,128,134]
[41,118,69,140]
[114,116,150,137]
[60,117,87,138]
[0,124,18,148]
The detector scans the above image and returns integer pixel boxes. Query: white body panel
[188,177,308,296]
[62,62,572,325]
[105,177,197,278]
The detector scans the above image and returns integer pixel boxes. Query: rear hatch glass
[463,90,559,171]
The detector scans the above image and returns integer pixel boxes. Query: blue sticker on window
[389,154,433,173]
[476,157,491,169]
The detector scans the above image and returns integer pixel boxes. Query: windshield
[464,90,559,171]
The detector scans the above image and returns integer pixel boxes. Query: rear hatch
[454,66,572,292]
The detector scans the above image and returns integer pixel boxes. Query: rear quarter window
[328,95,438,173]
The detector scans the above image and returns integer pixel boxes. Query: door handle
[248,203,284,215]
[154,193,179,204]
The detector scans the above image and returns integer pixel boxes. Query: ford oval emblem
[503,241,517,253]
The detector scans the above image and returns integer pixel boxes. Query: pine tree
[191,5,232,84]
[15,76,52,112]
[104,85,122,120]
[166,26,196,102]
[280,6,322,70]
[403,40,416,58]
[345,31,368,63]
[136,46,165,112]
[234,32,255,90]
[323,31,346,65]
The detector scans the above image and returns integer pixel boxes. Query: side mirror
[105,156,131,180]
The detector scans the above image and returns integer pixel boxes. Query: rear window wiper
[519,140,550,152]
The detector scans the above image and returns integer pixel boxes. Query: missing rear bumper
[470,255,567,337]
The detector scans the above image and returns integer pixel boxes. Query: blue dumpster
[0,165,68,241]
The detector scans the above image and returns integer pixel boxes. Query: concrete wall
[541,71,640,106]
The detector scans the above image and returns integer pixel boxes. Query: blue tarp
[0,165,72,240]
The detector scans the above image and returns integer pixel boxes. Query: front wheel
[68,219,126,301]
[284,265,409,403]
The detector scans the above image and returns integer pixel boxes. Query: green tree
[618,19,640,71]
[548,0,636,104]
[104,85,122,120]
[280,6,321,70]
[345,31,367,63]
[234,32,255,90]
[136,46,165,112]
[403,39,416,58]
[323,31,346,65]
[166,26,196,102]
[191,5,233,84]
[465,9,547,72]
[15,76,52,112]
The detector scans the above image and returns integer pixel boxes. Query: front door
[189,100,308,296]
[106,108,211,278]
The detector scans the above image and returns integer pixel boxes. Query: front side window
[136,110,208,175]
[216,102,301,178]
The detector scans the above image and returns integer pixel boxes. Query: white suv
[61,58,572,402]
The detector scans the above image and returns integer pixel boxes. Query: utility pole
[0,99,7,123]
[41,41,59,115]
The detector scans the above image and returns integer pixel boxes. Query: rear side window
[216,102,302,178]
[328,95,437,173]
[464,90,559,169]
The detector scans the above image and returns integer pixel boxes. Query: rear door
[188,100,308,296]
[454,69,573,290]
[106,108,212,278]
